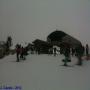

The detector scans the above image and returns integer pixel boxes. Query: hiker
[86,44,89,60]
[53,47,57,56]
[23,47,27,60]
[20,46,24,59]
[75,45,84,65]
[82,46,85,56]
[63,46,71,66]
[16,44,21,62]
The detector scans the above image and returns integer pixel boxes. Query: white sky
[0,0,89,46]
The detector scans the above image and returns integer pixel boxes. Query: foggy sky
[0,0,89,46]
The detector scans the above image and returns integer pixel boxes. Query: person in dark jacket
[53,47,57,56]
[75,45,84,65]
[16,44,21,62]
[86,44,89,60]
[20,46,24,59]
[63,46,71,66]
[22,47,26,60]
[82,46,85,56]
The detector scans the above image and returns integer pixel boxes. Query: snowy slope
[0,54,90,90]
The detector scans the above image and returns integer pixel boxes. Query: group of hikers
[47,44,89,66]
[15,44,28,62]
[15,43,89,66]
[60,44,89,66]
[62,45,83,66]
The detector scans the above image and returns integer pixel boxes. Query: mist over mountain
[0,0,89,46]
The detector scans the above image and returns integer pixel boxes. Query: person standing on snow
[20,46,24,60]
[86,44,89,60]
[63,46,70,66]
[16,44,21,62]
[75,45,84,65]
[53,47,57,56]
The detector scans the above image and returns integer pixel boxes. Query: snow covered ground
[0,54,90,90]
